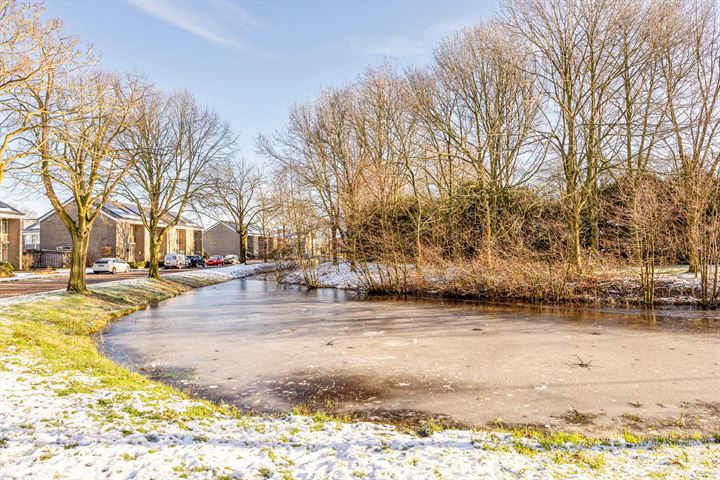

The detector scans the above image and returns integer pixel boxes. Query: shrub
[0,262,13,278]
[21,253,34,272]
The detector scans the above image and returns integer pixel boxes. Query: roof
[37,200,202,230]
[22,221,40,233]
[0,201,24,218]
[207,221,264,236]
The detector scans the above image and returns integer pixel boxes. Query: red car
[206,255,225,266]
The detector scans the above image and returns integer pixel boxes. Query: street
[0,266,228,298]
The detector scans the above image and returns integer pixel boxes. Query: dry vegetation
[259,0,720,307]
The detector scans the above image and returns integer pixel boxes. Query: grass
[485,422,719,450]
[0,275,252,429]
[552,451,606,469]
[417,418,445,437]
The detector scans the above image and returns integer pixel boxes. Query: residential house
[203,221,280,259]
[38,201,203,264]
[22,219,40,250]
[0,201,24,270]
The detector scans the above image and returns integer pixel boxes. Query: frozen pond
[101,278,720,433]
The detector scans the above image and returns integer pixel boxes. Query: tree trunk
[67,231,90,293]
[587,198,600,252]
[483,193,493,266]
[569,208,582,271]
[239,231,248,264]
[148,233,161,280]
[687,210,701,274]
[331,224,338,265]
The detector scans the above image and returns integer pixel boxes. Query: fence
[28,249,71,269]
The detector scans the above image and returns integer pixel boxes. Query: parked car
[223,254,240,265]
[164,253,186,269]
[206,255,225,266]
[92,258,130,274]
[186,255,205,268]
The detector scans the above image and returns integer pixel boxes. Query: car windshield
[95,259,110,263]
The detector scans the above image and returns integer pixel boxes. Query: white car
[92,258,130,274]
[164,253,186,269]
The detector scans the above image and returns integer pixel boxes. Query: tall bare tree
[423,23,540,263]
[259,87,362,264]
[503,0,630,269]
[122,90,234,279]
[659,0,720,274]
[199,158,265,264]
[29,70,142,292]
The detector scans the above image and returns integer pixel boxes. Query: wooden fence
[28,250,71,269]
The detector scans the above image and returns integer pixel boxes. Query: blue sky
[3,0,497,216]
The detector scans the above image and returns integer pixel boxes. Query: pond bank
[278,261,718,307]
[1,265,718,479]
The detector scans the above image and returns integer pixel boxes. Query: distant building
[38,200,203,264]
[0,201,24,270]
[22,219,40,250]
[203,221,280,259]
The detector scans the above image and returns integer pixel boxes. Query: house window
[0,219,7,235]
[0,242,8,263]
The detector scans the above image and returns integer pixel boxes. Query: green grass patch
[552,451,606,469]
[0,276,248,428]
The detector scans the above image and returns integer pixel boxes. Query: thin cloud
[337,17,481,58]
[128,0,262,50]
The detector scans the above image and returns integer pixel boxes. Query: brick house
[0,201,24,270]
[203,221,279,259]
[38,201,203,264]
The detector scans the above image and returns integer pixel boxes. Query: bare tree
[199,158,265,264]
[610,1,673,303]
[122,90,234,279]
[422,23,540,263]
[28,70,142,292]
[0,1,65,185]
[259,87,363,264]
[503,0,630,269]
[658,0,720,274]
[255,186,279,261]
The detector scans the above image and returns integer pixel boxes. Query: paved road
[0,267,225,299]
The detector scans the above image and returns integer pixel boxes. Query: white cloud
[128,0,263,50]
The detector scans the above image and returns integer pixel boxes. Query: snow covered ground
[1,262,718,479]
[162,263,276,282]
[0,270,65,283]
[281,262,369,290]
[1,355,718,480]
